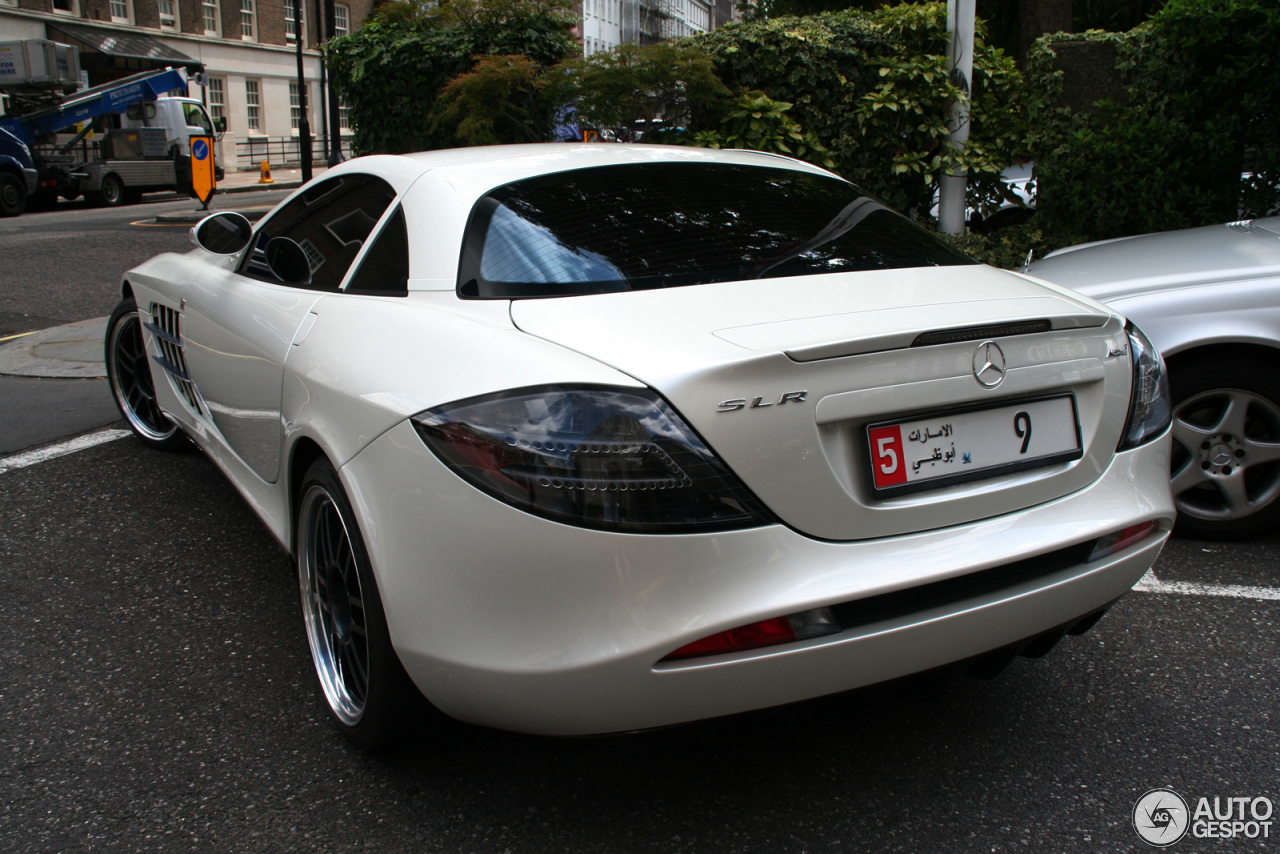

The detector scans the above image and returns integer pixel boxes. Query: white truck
[0,39,224,211]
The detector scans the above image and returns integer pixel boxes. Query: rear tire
[1168,357,1280,540]
[0,172,27,217]
[105,297,188,451]
[90,173,129,207]
[297,458,417,750]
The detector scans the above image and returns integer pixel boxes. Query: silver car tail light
[411,385,774,533]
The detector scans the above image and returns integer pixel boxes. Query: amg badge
[718,391,808,412]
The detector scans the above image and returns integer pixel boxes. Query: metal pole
[295,0,313,182]
[315,0,329,162]
[938,0,975,234]
[324,0,345,166]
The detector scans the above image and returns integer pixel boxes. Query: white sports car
[1025,217,1280,540]
[107,144,1174,748]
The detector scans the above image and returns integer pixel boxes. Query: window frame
[244,79,261,132]
[157,0,179,29]
[284,0,305,46]
[51,0,79,15]
[201,0,220,35]
[332,3,349,36]
[207,77,226,124]
[239,0,256,41]
[109,0,132,22]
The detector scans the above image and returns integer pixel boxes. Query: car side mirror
[192,212,253,255]
[265,236,313,286]
[214,116,227,133]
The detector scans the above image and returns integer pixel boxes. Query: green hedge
[1027,0,1280,243]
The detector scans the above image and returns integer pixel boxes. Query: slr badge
[972,340,1007,389]
[718,391,808,412]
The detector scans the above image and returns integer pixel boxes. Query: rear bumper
[342,420,1173,735]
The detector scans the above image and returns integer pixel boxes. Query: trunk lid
[511,265,1132,541]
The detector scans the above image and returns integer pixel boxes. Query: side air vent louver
[144,303,203,414]
[911,320,1052,348]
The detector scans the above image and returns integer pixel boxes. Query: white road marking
[0,428,132,475]
[1134,570,1280,601]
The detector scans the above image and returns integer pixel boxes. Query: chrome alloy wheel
[1170,388,1280,522]
[299,485,370,727]
[107,308,179,443]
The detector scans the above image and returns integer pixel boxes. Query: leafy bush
[685,90,835,169]
[1027,0,1280,242]
[691,4,1029,215]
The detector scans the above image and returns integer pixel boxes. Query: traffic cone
[258,161,274,184]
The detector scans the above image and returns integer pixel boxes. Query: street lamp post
[294,0,313,182]
[324,0,345,166]
[938,0,975,234]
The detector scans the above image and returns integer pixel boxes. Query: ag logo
[1134,788,1190,847]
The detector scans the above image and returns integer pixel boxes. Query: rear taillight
[412,384,773,534]
[1089,520,1158,561]
[661,607,840,662]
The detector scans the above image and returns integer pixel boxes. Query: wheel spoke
[1219,472,1253,513]
[1216,392,1250,437]
[1169,459,1210,496]
[1171,416,1215,451]
[1239,437,1280,466]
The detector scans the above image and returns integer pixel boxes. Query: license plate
[867,394,1082,496]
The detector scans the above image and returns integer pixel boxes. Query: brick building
[0,0,373,169]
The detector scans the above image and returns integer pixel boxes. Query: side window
[239,174,397,291]
[345,207,409,296]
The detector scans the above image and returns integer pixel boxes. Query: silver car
[1025,217,1280,539]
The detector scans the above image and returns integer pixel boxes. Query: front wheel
[0,172,28,217]
[105,297,188,451]
[1169,359,1280,539]
[297,458,416,750]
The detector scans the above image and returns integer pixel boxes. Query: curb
[0,317,108,379]
[153,206,274,224]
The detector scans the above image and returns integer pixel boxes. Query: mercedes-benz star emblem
[972,340,1007,388]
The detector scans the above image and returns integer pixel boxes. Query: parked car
[108,144,1173,748]
[1025,217,1280,540]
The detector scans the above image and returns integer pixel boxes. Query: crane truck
[0,39,224,216]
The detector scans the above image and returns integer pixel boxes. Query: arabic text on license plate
[867,395,1081,495]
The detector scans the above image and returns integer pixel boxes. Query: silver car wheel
[299,484,370,727]
[1170,388,1280,522]
[107,304,180,444]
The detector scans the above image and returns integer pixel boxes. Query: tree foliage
[541,42,732,142]
[433,54,548,145]
[324,1,577,154]
[1027,0,1280,242]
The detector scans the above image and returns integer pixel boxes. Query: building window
[289,81,305,133]
[202,0,219,33]
[52,0,78,13]
[158,0,178,28]
[285,0,304,45]
[110,0,130,22]
[338,100,349,129]
[207,77,225,123]
[240,0,256,40]
[333,3,349,36]
[245,79,261,131]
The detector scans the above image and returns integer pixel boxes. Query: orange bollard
[257,160,275,184]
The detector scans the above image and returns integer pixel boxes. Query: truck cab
[122,97,221,159]
[0,125,38,216]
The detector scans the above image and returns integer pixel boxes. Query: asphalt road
[1,203,1277,852]
[0,189,293,338]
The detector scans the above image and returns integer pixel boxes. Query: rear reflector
[1088,520,1157,562]
[661,607,840,662]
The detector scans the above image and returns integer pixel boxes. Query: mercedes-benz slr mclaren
[106,145,1175,748]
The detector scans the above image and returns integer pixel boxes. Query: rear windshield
[458,162,974,298]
